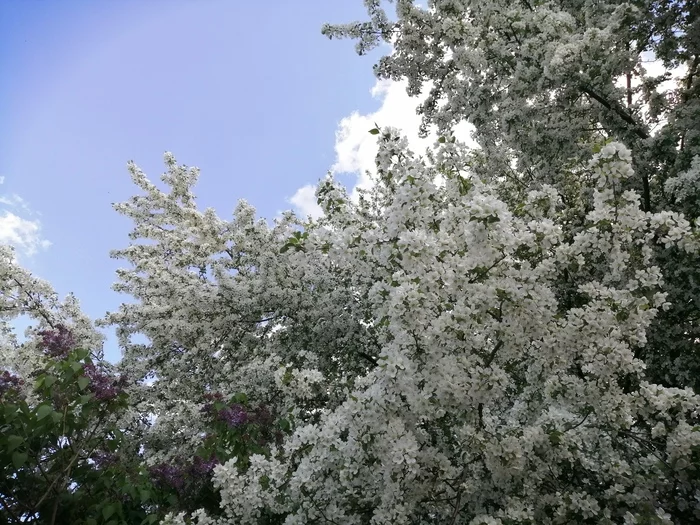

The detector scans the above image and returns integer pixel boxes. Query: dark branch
[580,84,649,139]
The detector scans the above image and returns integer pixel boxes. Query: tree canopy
[2,1,699,524]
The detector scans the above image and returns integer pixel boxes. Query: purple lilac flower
[82,364,127,401]
[219,404,248,427]
[201,393,250,428]
[192,455,219,476]
[37,325,75,358]
[149,463,185,491]
[0,370,23,397]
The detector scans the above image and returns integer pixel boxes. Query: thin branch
[579,84,652,210]
[33,414,106,511]
[12,278,56,329]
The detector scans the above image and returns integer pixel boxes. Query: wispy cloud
[0,193,33,214]
[0,212,50,256]
[0,186,50,257]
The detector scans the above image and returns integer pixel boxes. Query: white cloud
[290,78,474,218]
[0,176,5,185]
[0,188,50,257]
[0,211,51,256]
[289,184,324,220]
[333,79,435,193]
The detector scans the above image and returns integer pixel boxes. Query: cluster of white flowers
[324,0,700,375]
[665,156,700,214]
[139,132,699,524]
[274,366,325,401]
[78,1,700,522]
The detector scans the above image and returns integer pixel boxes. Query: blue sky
[0,0,394,362]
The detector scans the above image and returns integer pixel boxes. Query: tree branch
[580,84,652,210]
[580,84,649,140]
[357,350,378,366]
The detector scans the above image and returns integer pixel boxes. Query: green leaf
[4,403,18,422]
[78,376,90,391]
[549,430,563,446]
[102,504,116,520]
[233,392,248,404]
[458,178,473,196]
[12,451,28,469]
[123,483,137,498]
[369,128,380,135]
[75,348,90,360]
[35,404,53,421]
[7,435,23,452]
[495,288,510,302]
[78,394,93,405]
[438,136,446,143]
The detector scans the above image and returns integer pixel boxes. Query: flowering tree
[100,133,700,524]
[95,2,700,523]
[3,1,700,523]
[323,0,700,391]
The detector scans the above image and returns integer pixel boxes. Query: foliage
[0,327,146,525]
[0,324,289,524]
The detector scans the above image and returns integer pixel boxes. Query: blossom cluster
[126,133,700,525]
[201,395,249,428]
[82,362,127,401]
[37,324,76,358]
